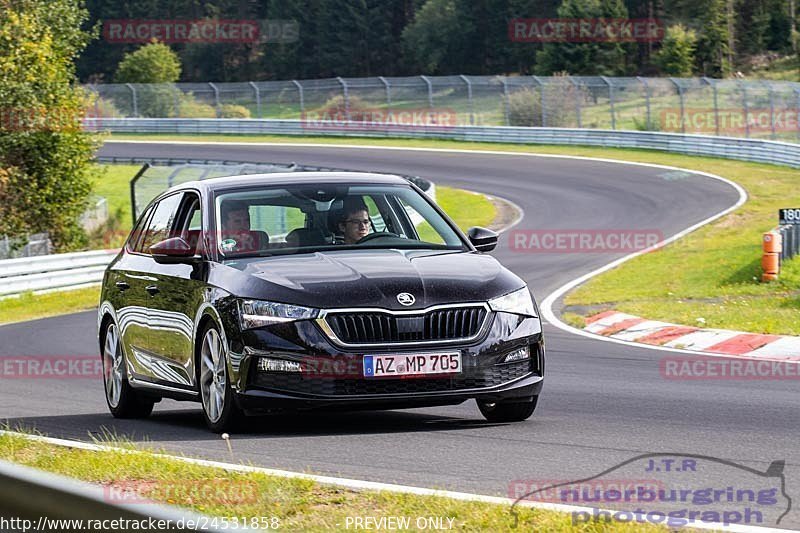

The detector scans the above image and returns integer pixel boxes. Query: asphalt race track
[2,142,798,528]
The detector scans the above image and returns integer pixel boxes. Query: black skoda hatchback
[98,172,544,432]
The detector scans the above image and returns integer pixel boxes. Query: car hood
[226,249,525,310]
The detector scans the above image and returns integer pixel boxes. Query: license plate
[363,353,461,378]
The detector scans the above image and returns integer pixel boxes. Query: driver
[338,199,372,244]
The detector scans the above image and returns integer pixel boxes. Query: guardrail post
[532,76,547,127]
[460,74,475,125]
[498,76,510,126]
[794,87,800,142]
[601,76,616,130]
[637,76,650,130]
[173,85,181,118]
[569,76,582,128]
[129,163,150,225]
[668,78,685,133]
[209,82,220,116]
[766,81,777,140]
[292,80,305,114]
[249,81,261,118]
[336,77,350,120]
[703,77,720,136]
[125,83,138,117]
[378,76,391,109]
[420,75,434,109]
[738,80,750,138]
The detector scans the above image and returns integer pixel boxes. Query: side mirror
[149,237,197,264]
[467,226,498,252]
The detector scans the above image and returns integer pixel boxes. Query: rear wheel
[102,322,155,418]
[199,323,244,433]
[477,396,538,422]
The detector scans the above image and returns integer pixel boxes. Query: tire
[477,396,538,423]
[198,322,244,433]
[101,322,155,419]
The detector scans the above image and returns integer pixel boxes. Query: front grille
[323,306,488,345]
[251,358,533,397]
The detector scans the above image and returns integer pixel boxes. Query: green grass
[437,187,496,230]
[0,431,663,532]
[108,134,800,334]
[0,288,101,326]
[746,55,800,81]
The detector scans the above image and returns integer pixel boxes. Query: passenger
[221,201,251,233]
[220,201,267,252]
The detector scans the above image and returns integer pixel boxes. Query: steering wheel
[356,231,401,244]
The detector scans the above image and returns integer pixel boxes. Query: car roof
[167,171,411,195]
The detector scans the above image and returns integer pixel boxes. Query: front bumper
[224,310,544,413]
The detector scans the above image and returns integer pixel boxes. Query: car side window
[178,193,203,254]
[127,206,154,253]
[363,196,387,232]
[139,193,184,255]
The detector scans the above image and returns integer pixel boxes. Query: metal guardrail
[0,458,216,531]
[0,250,118,297]
[91,118,800,168]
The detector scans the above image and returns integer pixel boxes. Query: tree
[655,24,697,76]
[114,41,181,83]
[0,0,98,251]
[695,0,730,76]
[534,0,631,76]
[402,0,471,74]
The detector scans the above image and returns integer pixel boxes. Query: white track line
[0,430,790,533]
[107,139,754,359]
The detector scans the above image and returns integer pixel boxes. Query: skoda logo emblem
[397,293,415,306]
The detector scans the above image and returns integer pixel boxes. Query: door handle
[115,281,130,291]
[145,285,159,296]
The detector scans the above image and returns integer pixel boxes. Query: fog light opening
[504,346,530,363]
[258,357,302,373]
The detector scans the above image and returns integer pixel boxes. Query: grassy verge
[0,180,495,326]
[0,431,662,532]
[0,287,100,326]
[109,134,800,334]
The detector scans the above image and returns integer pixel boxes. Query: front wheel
[477,396,538,422]
[199,323,244,433]
[102,322,155,419]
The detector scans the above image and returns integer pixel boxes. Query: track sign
[779,208,800,225]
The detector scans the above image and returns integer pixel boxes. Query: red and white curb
[584,310,800,360]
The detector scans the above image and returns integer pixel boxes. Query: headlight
[238,299,319,329]
[488,287,537,317]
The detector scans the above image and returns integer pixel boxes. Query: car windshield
[213,182,466,259]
